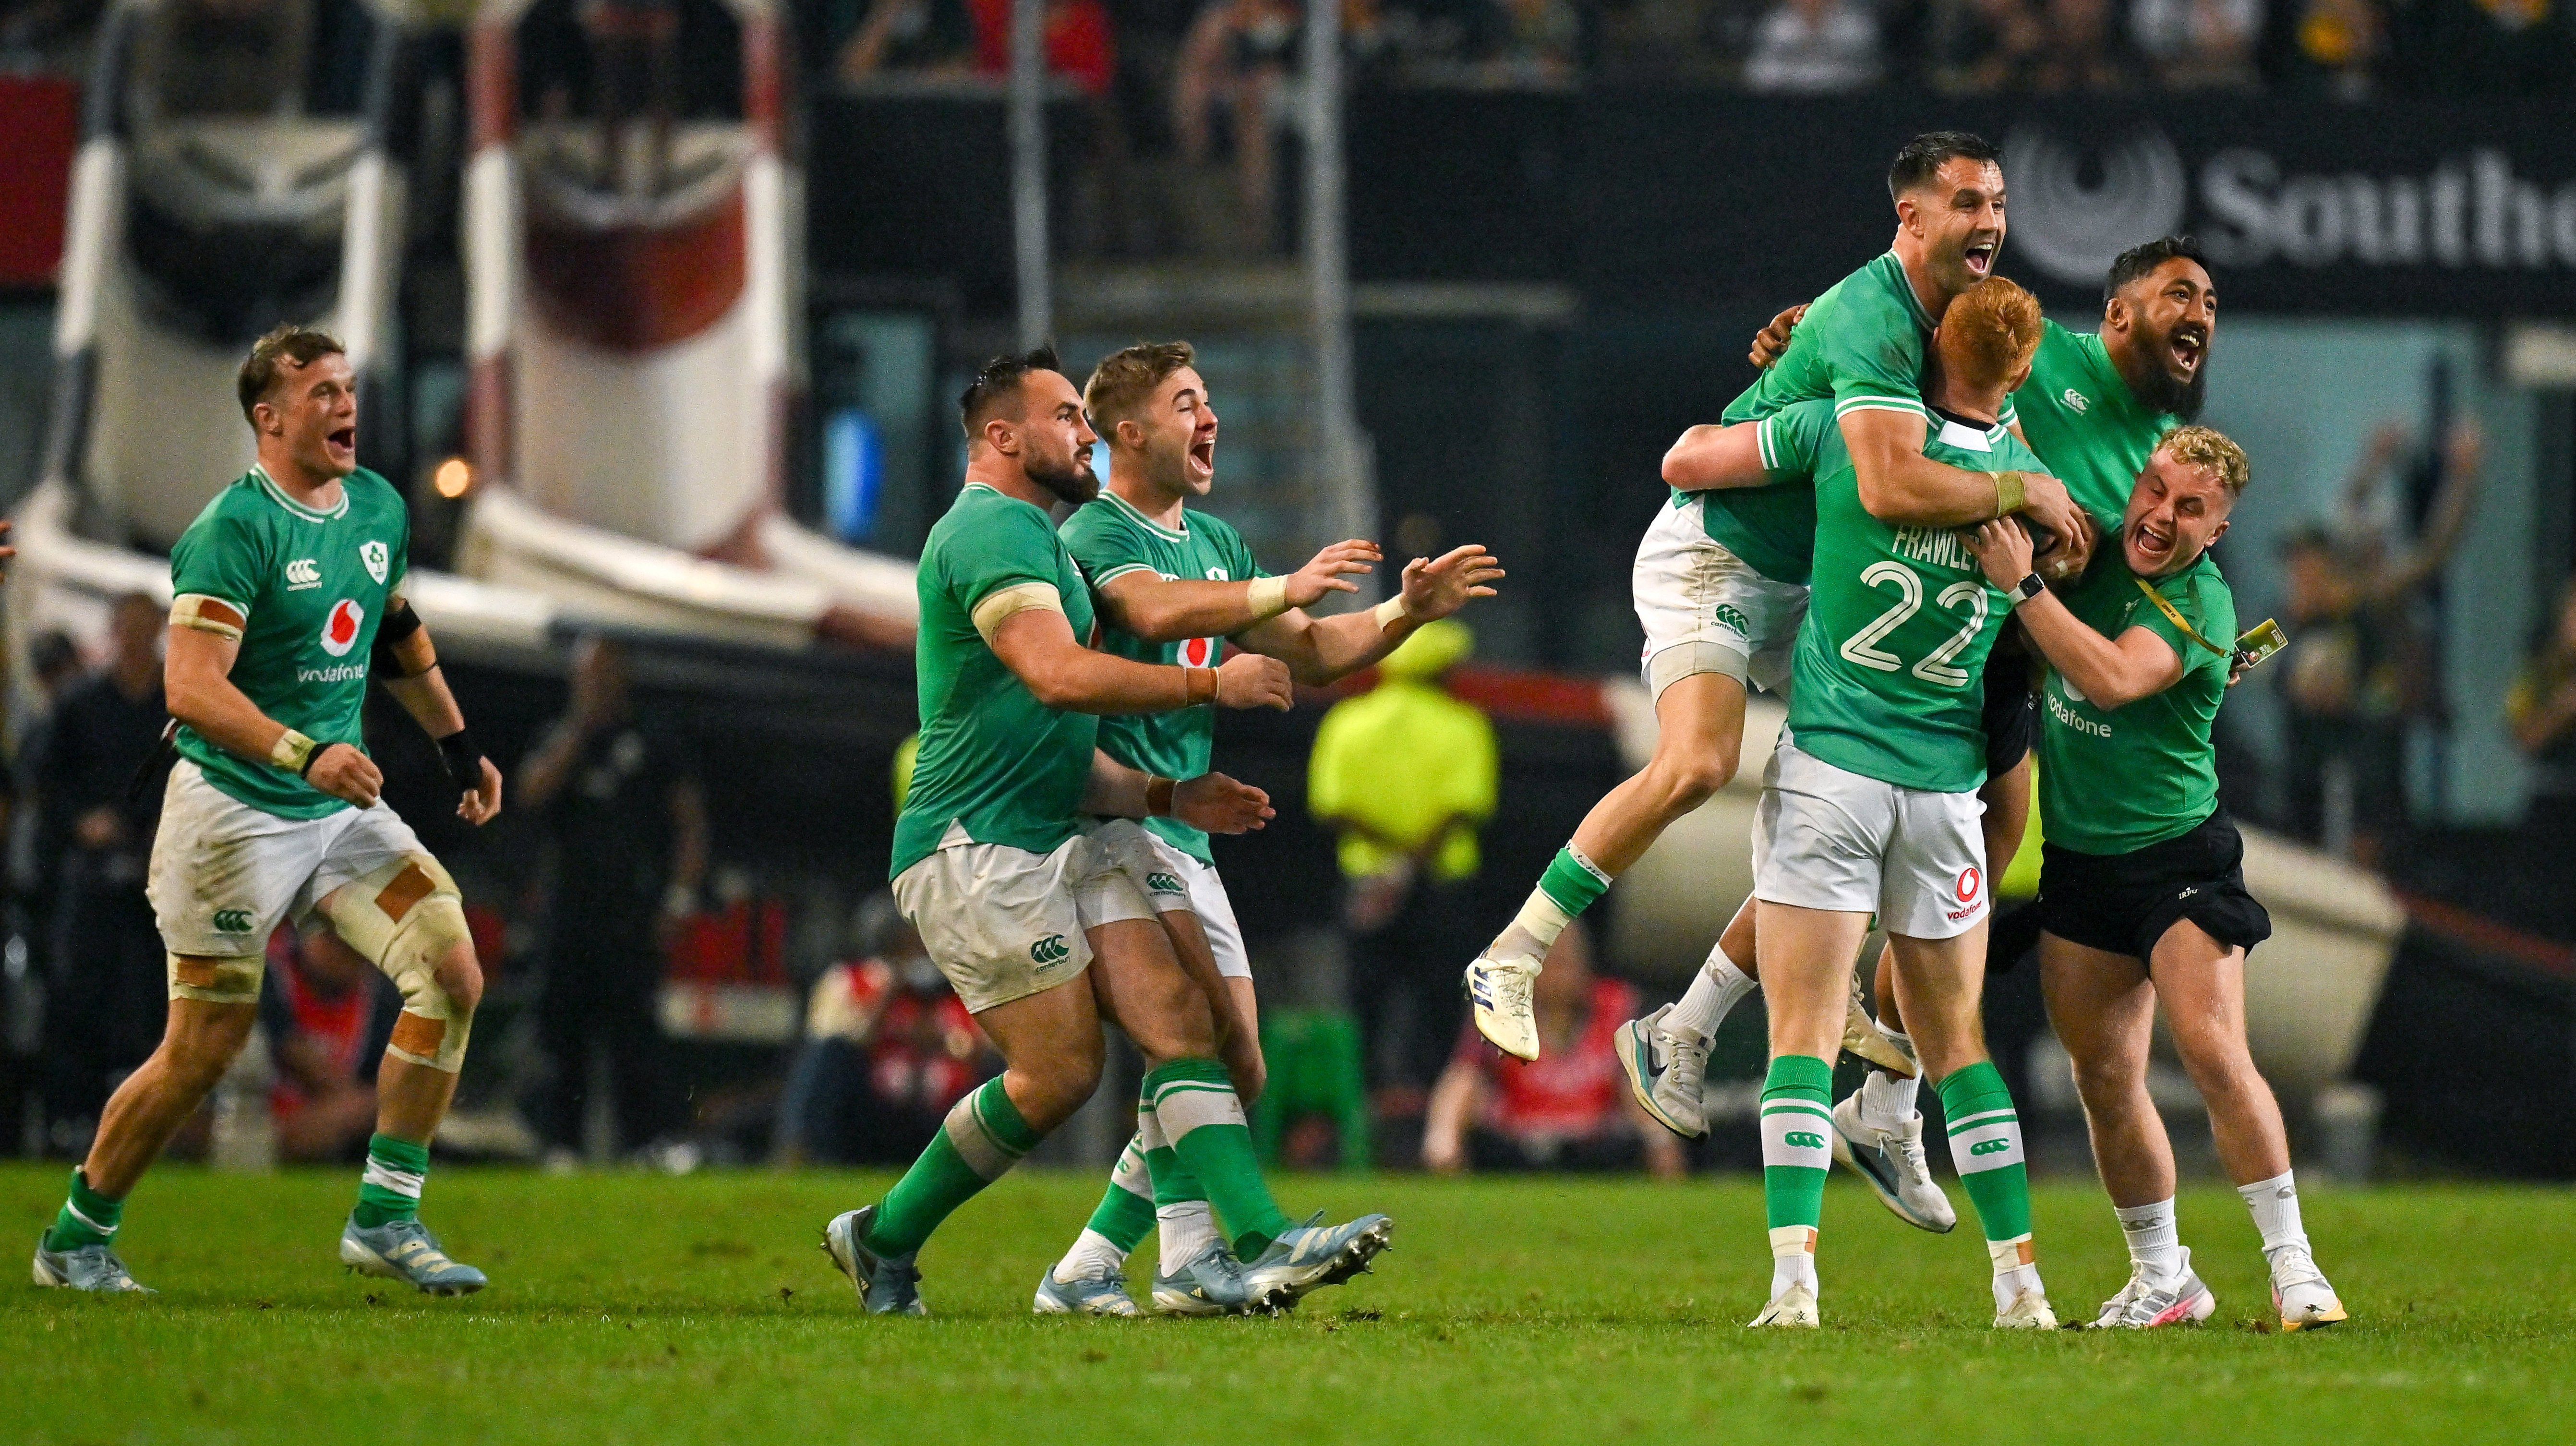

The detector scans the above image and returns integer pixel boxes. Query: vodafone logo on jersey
[1179,637,1220,667]
[319,599,366,657]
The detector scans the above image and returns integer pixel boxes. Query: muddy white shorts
[1080,819,1251,981]
[892,829,1158,1014]
[1633,495,1810,700]
[147,759,429,964]
[1751,735,1991,940]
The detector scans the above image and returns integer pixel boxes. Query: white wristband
[270,729,318,774]
[1372,596,1412,631]
[1246,575,1290,621]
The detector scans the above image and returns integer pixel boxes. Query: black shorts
[1980,640,2037,780]
[2035,811,2273,964]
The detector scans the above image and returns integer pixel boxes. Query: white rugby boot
[1829,1094,1956,1233]
[1748,1282,1820,1328]
[2089,1249,2218,1329]
[1466,952,1541,1060]
[1994,1287,2059,1329]
[1616,1005,1710,1138]
[2270,1247,2347,1332]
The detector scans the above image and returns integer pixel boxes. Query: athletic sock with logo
[1665,940,1757,1043]
[1488,846,1612,962]
[865,1077,1041,1257]
[1055,1131,1155,1283]
[2116,1197,2183,1280]
[1937,1062,2042,1309]
[1143,1059,1291,1257]
[1760,1054,1833,1297]
[2237,1169,2311,1264]
[42,1168,122,1253]
[352,1133,430,1229]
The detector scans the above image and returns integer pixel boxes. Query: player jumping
[822,348,1393,1315]
[1964,425,2347,1331]
[1034,341,1499,1315]
[34,325,504,1296]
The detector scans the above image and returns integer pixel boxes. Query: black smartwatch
[2008,572,2047,605]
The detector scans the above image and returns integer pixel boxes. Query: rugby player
[1964,426,2347,1331]
[822,348,1394,1315]
[1631,232,2226,1228]
[1722,278,2061,1327]
[34,325,504,1296]
[1466,132,2090,1089]
[1035,340,1500,1316]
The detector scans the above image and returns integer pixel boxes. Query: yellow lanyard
[2132,576,2229,657]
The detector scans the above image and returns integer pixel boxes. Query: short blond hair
[1083,340,1195,437]
[2156,423,2250,496]
[1934,277,2044,396]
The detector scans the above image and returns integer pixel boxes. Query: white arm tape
[1245,575,1290,622]
[172,593,247,642]
[970,582,1065,646]
[1372,596,1412,630]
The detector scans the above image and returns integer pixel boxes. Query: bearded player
[1624,233,2225,1227]
[1966,426,2346,1332]
[1036,341,1499,1315]
[823,348,1394,1316]
[34,325,504,1296]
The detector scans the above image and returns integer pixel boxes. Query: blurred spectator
[964,0,1117,92]
[2131,0,2262,86]
[2505,578,2576,820]
[1309,619,1496,1098]
[1175,0,1297,252]
[775,895,994,1164]
[2276,0,2382,95]
[517,635,708,1166]
[831,0,978,82]
[1421,921,1685,1176]
[259,920,399,1163]
[2277,420,2483,864]
[2394,0,2576,96]
[1928,0,2047,90]
[2030,0,2141,89]
[1743,0,1883,92]
[30,595,168,1152]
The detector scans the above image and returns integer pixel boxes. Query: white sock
[1768,1225,1818,1298]
[1988,1235,2043,1312]
[1666,942,1757,1042]
[2115,1198,2182,1279]
[1156,1200,1221,1277]
[1054,1229,1127,1283]
[2237,1169,2310,1264]
[1857,1060,1919,1134]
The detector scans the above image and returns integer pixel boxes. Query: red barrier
[0,76,79,289]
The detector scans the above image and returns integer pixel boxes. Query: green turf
[2,1163,2568,1444]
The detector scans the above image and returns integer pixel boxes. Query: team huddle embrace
[1465,131,2342,1332]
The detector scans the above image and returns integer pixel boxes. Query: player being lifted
[1653,233,2225,1225]
[1035,340,1500,1315]
[823,348,1394,1315]
[1731,278,2060,1327]
[34,326,504,1295]
[1963,426,2347,1331]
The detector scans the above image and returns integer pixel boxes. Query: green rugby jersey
[1777,410,2044,794]
[168,466,410,819]
[2036,549,2236,855]
[1059,491,1264,863]
[1706,252,2018,586]
[2011,321,2177,535]
[893,483,1102,879]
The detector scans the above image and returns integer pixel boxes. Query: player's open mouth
[1963,241,1996,277]
[2168,328,2204,374]
[2131,518,2174,562]
[327,426,356,453]
[1188,436,1215,478]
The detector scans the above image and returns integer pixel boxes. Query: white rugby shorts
[1751,735,1991,940]
[1633,495,1809,701]
[892,828,1158,1013]
[148,759,431,963]
[1081,819,1252,981]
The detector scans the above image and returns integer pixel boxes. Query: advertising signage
[1350,93,2576,317]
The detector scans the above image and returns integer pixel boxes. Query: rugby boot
[1617,1005,1711,1138]
[339,1217,487,1297]
[822,1205,927,1316]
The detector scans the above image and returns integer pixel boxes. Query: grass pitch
[2,1164,2569,1445]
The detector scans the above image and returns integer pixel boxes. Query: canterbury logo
[1782,1131,1826,1150]
[1713,602,1753,637]
[212,908,254,933]
[1970,1137,2013,1156]
[1029,934,1070,964]
[1146,872,1186,894]
[2062,388,2091,413]
[285,558,321,589]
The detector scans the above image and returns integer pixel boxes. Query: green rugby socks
[1052,1133,1156,1283]
[1490,845,1612,961]
[866,1078,1041,1257]
[352,1133,430,1229]
[1759,1054,1833,1296]
[43,1169,122,1253]
[1937,1061,2044,1309]
[1143,1059,1289,1256]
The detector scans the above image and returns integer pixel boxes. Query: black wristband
[436,727,485,783]
[299,741,336,778]
[2009,572,2047,605]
